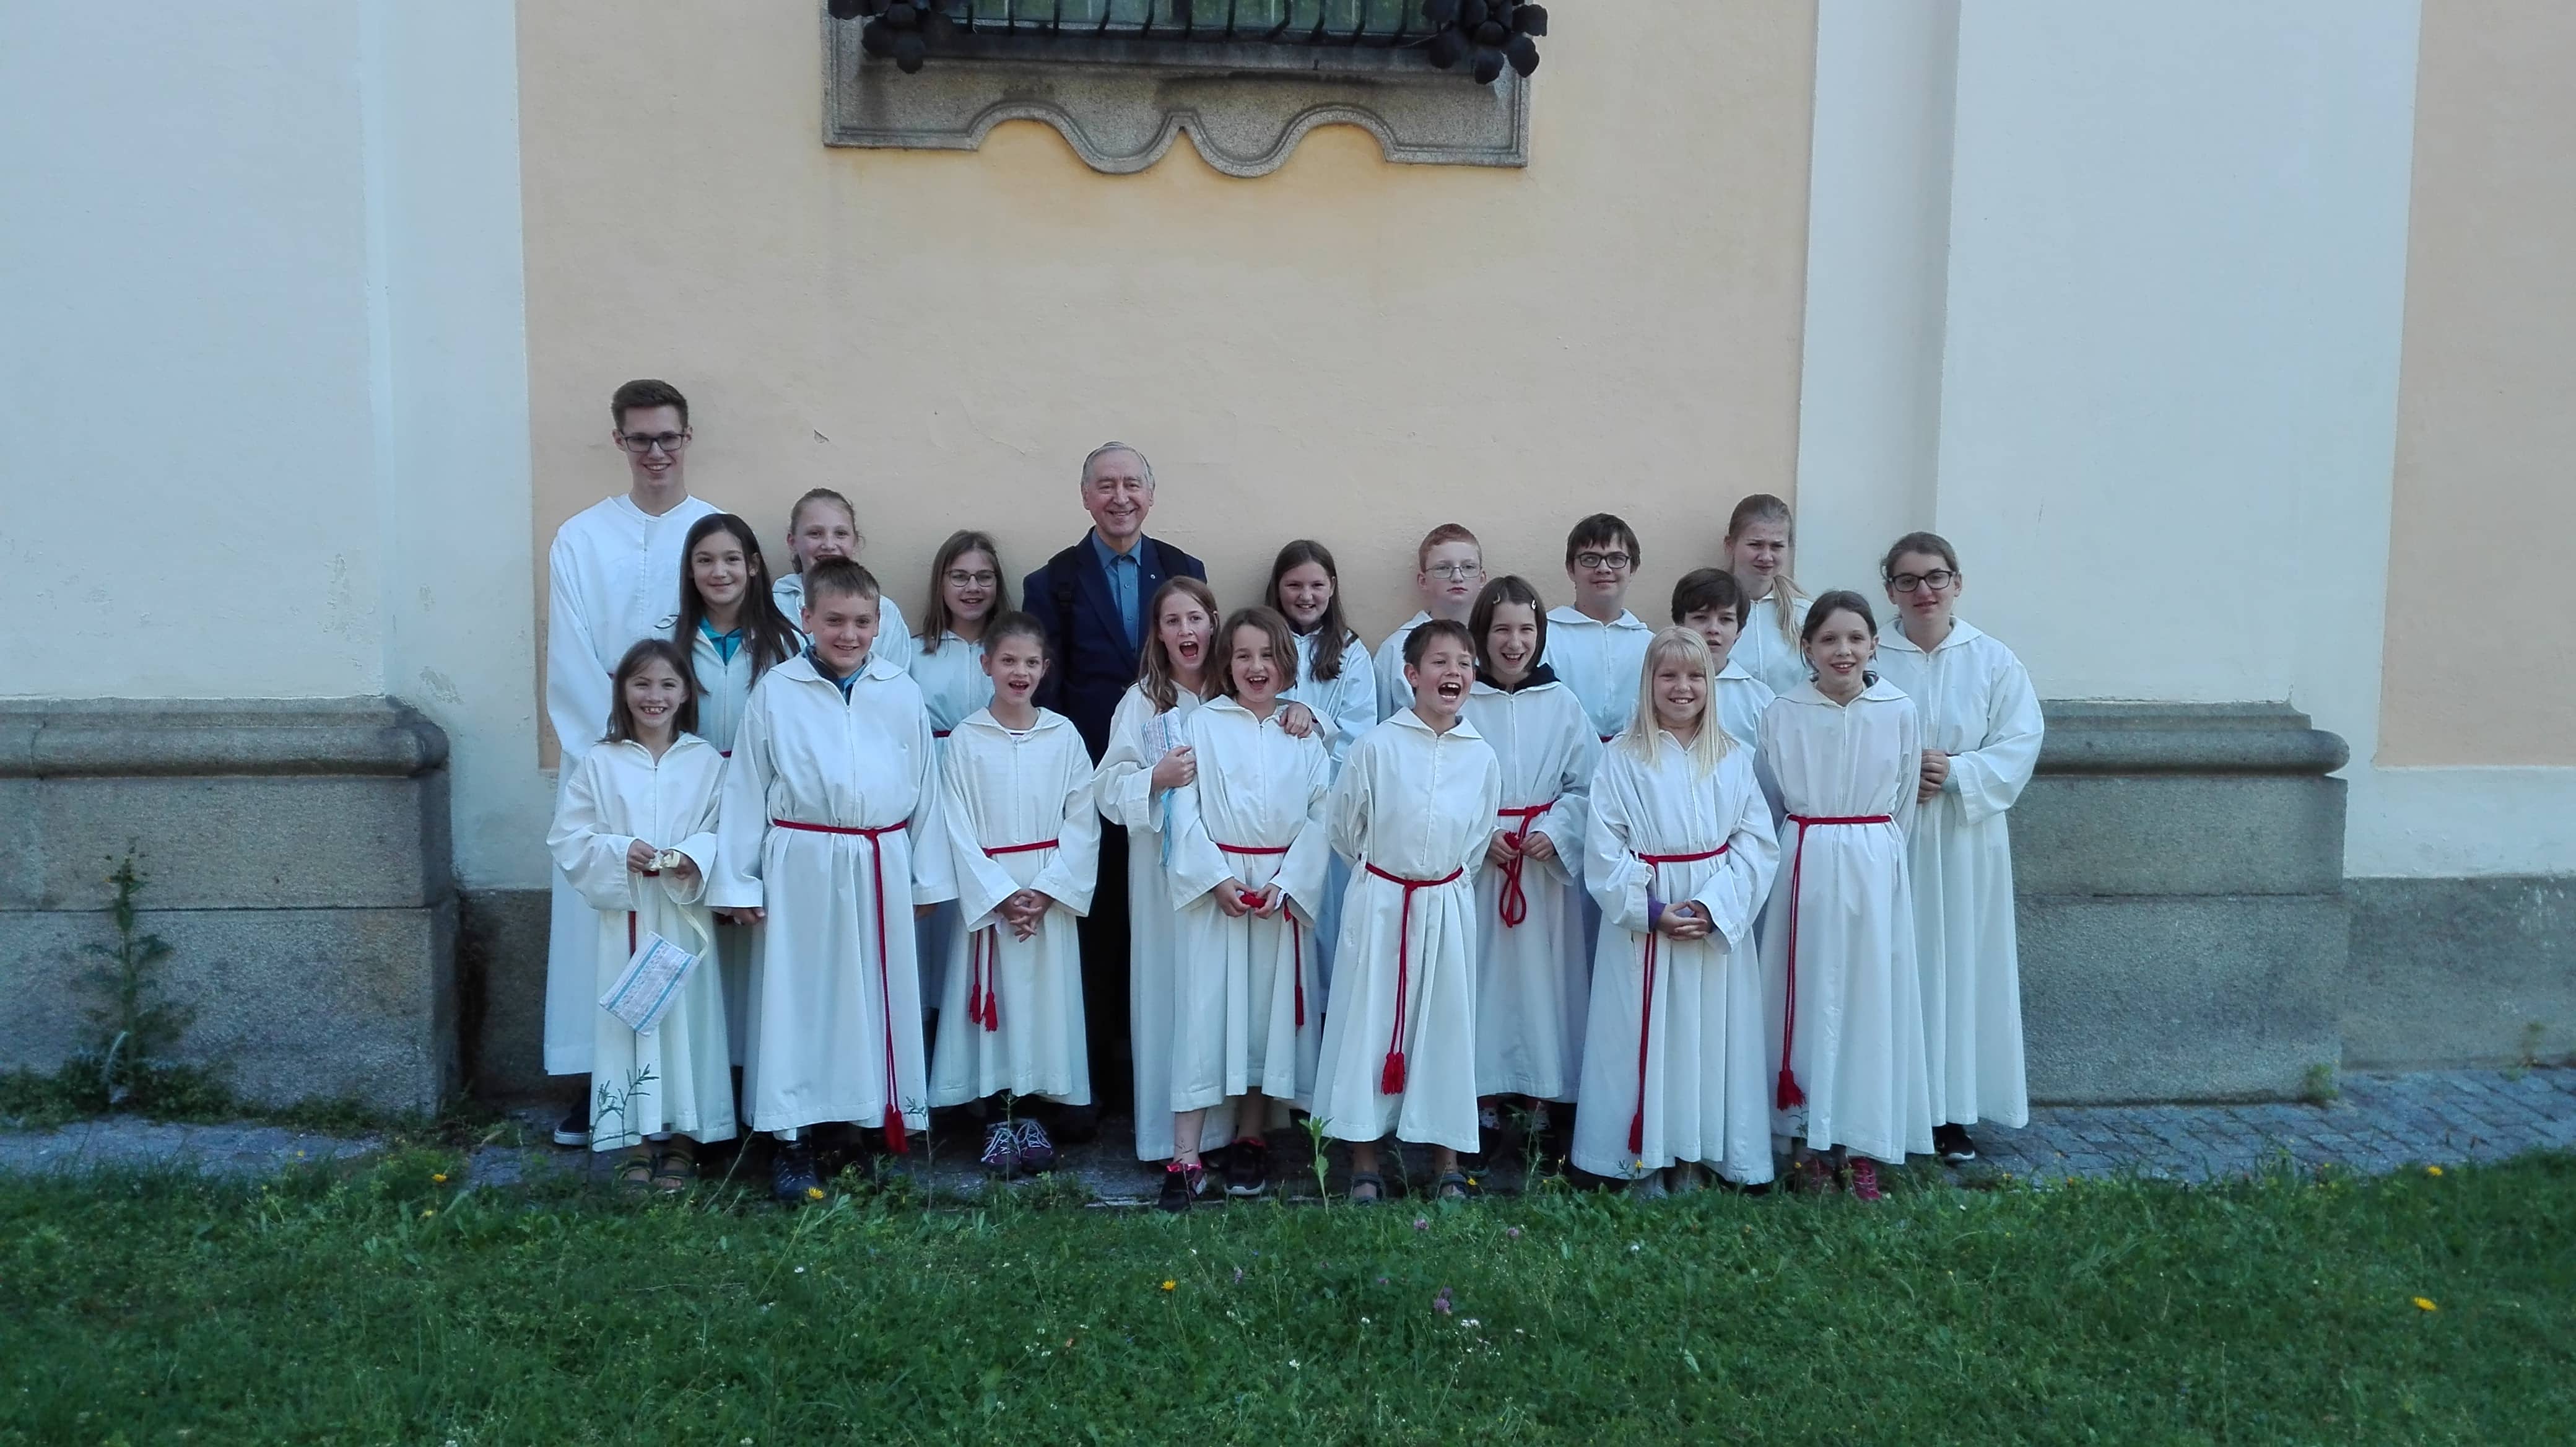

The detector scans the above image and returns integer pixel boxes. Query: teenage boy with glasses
[1372,523,1486,722]
[1542,514,1653,745]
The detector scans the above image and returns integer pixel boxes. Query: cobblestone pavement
[5,1069,2570,1200]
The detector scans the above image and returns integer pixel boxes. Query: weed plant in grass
[3,1153,2570,1445]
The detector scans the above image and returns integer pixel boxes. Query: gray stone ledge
[2038,701,2348,776]
[0,698,448,779]
[825,26,1528,177]
[2344,875,2576,1070]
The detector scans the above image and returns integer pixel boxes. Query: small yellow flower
[1160,1280,1177,1292]
[2424,1166,2443,1178]
[805,1186,825,1201]
[1466,1177,1479,1188]
[431,1173,448,1184]
[2413,1297,2438,1312]
[420,1209,435,1218]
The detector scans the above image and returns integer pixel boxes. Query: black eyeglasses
[945,569,998,588]
[617,431,690,455]
[1573,551,1634,572]
[1887,569,1959,593]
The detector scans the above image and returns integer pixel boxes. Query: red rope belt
[770,816,915,1152]
[1492,801,1556,929]
[1627,844,1731,1155]
[1775,814,1894,1111]
[965,838,1059,1033]
[1362,862,1463,1095]
[1217,842,1301,1028]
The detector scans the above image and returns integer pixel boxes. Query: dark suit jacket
[1025,533,1206,761]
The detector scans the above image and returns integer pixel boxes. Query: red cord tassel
[1775,1068,1805,1111]
[1380,1051,1408,1095]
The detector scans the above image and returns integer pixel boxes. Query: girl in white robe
[708,564,955,1200]
[1575,629,1781,1189]
[1164,609,1333,1201]
[1268,541,1376,1006]
[1461,578,1599,1121]
[547,640,737,1186]
[1873,533,2045,1159]
[910,530,1009,1026]
[929,616,1099,1173]
[671,513,803,1070]
[772,487,913,670]
[1315,620,1502,1204]
[1757,592,1930,1200]
[1723,494,1816,698]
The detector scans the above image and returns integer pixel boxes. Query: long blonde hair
[1617,627,1734,775]
[1726,493,1808,651]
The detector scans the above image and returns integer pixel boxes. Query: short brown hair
[1404,617,1476,670]
[1214,606,1298,702]
[1669,567,1745,625]
[801,558,880,610]
[1416,523,1481,573]
[610,378,689,431]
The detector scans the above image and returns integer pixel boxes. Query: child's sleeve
[941,742,1019,930]
[1685,754,1783,954]
[1457,745,1504,878]
[1372,637,1406,723]
[1164,779,1232,911]
[1891,696,1924,837]
[1275,737,1335,930]
[543,538,611,761]
[1324,639,1378,765]
[1754,698,1788,818]
[1093,691,1162,833]
[1583,754,1652,935]
[1949,652,2045,824]
[661,750,724,907]
[1030,741,1101,918]
[706,695,772,911]
[1326,737,1373,863]
[1533,696,1601,886]
[547,754,635,913]
[907,701,959,907]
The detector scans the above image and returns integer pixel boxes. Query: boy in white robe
[1672,567,1778,757]
[772,488,913,670]
[542,380,721,1145]
[1540,514,1654,745]
[1576,629,1780,1191]
[1873,533,2045,1163]
[549,639,738,1188]
[1461,578,1598,1163]
[1756,592,1931,1201]
[929,613,1100,1176]
[1316,620,1502,1204]
[1164,608,1333,1204]
[709,560,956,1204]
[1372,524,1484,721]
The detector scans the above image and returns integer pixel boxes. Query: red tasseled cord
[1380,1051,1408,1096]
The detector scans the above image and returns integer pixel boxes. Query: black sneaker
[770,1138,822,1204]
[1157,1160,1206,1213]
[1225,1138,1269,1197]
[978,1121,1020,1176]
[1933,1123,1978,1165]
[553,1104,590,1148]
[1015,1119,1058,1174]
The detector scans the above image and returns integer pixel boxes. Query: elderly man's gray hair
[1080,441,1155,489]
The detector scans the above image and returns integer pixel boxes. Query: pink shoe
[1847,1156,1884,1202]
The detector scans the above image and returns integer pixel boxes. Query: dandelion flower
[2413,1297,2439,1312]
[2425,1166,2443,1178]
[432,1173,448,1184]
[1160,1280,1176,1292]
[806,1186,825,1200]
[420,1209,435,1218]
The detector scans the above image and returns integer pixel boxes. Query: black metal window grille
[946,1,1429,45]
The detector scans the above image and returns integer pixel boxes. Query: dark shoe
[1347,1170,1385,1205]
[1435,1170,1473,1205]
[1157,1160,1206,1213]
[1847,1156,1884,1203]
[770,1139,822,1204]
[554,1104,590,1148]
[979,1121,1020,1176]
[1933,1123,1978,1165]
[1224,1137,1269,1197]
[1793,1153,1837,1195]
[1015,1119,1058,1174]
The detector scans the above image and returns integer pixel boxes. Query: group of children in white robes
[547,431,2045,1206]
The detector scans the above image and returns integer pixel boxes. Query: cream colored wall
[517,0,1816,754]
[2379,0,2576,766]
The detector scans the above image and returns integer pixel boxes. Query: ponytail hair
[1617,627,1733,774]
[1725,492,1808,651]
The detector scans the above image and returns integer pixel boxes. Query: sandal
[1435,1171,1471,1204]
[1347,1170,1385,1205]
[612,1147,654,1192]
[651,1143,697,1194]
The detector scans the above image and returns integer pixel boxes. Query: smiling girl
[1268,540,1374,1007]
[910,530,1012,1023]
[774,488,913,669]
[1161,606,1334,1208]
[1756,592,1930,1200]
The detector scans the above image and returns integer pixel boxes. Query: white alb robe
[708,652,957,1138]
[1287,627,1376,1003]
[1461,678,1599,1102]
[1712,658,1776,755]
[1540,607,1653,743]
[928,708,1100,1107]
[547,735,737,1150]
[1873,618,2043,1130]
[1369,613,1432,722]
[1574,734,1780,1181]
[1164,697,1333,1115]
[909,631,994,1016]
[1312,710,1502,1150]
[1756,678,1931,1164]
[1731,592,1816,700]
[1097,684,1237,1159]
[686,621,793,1067]
[542,492,722,1078]
[772,573,914,671]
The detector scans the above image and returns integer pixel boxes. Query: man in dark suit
[1023,442,1206,1134]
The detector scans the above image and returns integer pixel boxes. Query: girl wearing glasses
[910,530,1014,1030]
[1871,532,2043,1167]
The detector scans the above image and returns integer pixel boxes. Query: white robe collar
[1882,617,1986,657]
[1544,605,1648,631]
[1784,675,1908,708]
[1714,657,1759,683]
[1387,706,1485,742]
[775,650,905,688]
[1468,677,1570,700]
[599,732,718,764]
[955,705,1068,738]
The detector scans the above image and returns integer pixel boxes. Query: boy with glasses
[1373,523,1485,722]
[541,378,723,1147]
[1543,514,1653,745]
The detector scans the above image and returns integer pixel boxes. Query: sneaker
[552,1105,590,1149]
[1015,1119,1058,1174]
[1157,1160,1206,1213]
[770,1139,822,1204]
[1793,1153,1837,1195]
[1847,1156,1884,1202]
[1933,1123,1978,1165]
[979,1121,1020,1176]
[1224,1138,1269,1197]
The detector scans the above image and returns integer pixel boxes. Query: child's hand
[1252,887,1287,920]
[1150,745,1198,791]
[723,907,765,925]
[1918,749,1951,802]
[1215,880,1253,917]
[915,903,936,920]
[625,839,659,873]
[1484,833,1522,869]
[1656,903,1713,941]
[1520,831,1558,863]
[1277,702,1319,738]
[663,854,700,882]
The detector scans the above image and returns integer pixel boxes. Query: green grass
[4,1153,2571,1445]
